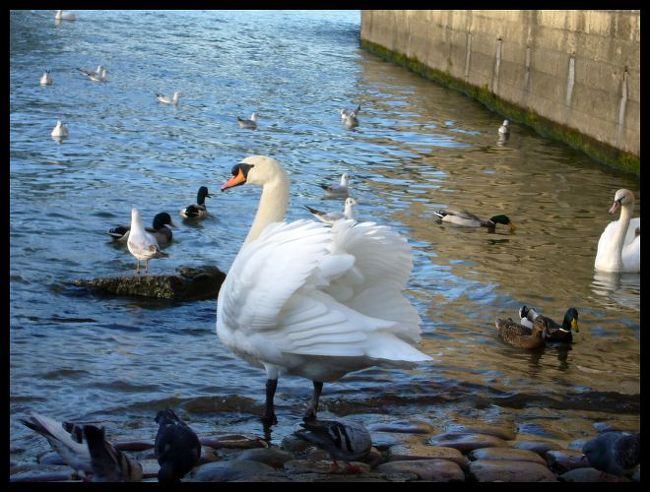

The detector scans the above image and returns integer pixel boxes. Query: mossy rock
[72,265,226,301]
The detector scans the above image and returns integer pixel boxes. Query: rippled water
[10,10,640,462]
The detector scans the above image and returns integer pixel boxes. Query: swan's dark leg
[262,378,278,426]
[135,260,140,275]
[304,381,323,422]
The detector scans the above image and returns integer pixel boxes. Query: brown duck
[495,316,547,349]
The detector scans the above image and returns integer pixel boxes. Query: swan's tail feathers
[366,333,432,364]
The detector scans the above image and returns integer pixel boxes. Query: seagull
[78,65,107,82]
[304,197,357,225]
[126,208,169,274]
[180,186,212,220]
[582,431,640,477]
[237,112,257,129]
[40,70,53,85]
[295,419,372,472]
[20,413,92,477]
[498,119,510,136]
[320,173,350,198]
[154,408,201,484]
[340,105,360,129]
[51,120,69,138]
[83,425,143,482]
[108,212,176,246]
[55,10,76,21]
[156,91,181,105]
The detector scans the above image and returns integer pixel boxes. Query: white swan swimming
[217,156,431,425]
[594,189,640,273]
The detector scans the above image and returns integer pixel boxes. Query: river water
[10,10,640,465]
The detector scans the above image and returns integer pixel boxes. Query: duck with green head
[519,306,579,343]
[434,208,515,233]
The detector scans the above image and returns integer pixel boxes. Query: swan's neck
[244,173,289,245]
[610,203,633,266]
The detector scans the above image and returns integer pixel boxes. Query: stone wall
[360,10,640,174]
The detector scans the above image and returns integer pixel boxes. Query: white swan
[55,10,76,21]
[217,156,431,426]
[156,91,181,105]
[594,189,640,273]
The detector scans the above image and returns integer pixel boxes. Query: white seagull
[40,70,53,85]
[78,65,107,82]
[340,105,360,129]
[304,197,357,225]
[156,91,182,105]
[55,10,76,21]
[498,120,510,136]
[320,173,350,198]
[127,208,169,274]
[51,120,69,138]
[237,112,258,129]
[217,156,431,426]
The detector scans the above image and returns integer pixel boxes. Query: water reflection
[590,271,640,312]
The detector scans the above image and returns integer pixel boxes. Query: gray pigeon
[295,419,372,469]
[582,431,640,476]
[154,408,201,484]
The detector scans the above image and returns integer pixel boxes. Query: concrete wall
[360,10,640,174]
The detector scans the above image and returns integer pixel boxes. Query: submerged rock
[376,459,465,481]
[72,265,226,301]
[468,459,557,482]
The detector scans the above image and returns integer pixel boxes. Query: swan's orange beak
[222,168,247,191]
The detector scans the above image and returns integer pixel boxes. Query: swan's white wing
[320,220,422,342]
[622,235,640,272]
[218,220,331,334]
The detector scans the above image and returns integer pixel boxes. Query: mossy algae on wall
[360,39,639,176]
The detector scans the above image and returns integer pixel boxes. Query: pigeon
[582,431,640,477]
[154,408,201,484]
[295,419,372,472]
[83,425,143,482]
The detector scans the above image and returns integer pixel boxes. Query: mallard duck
[296,419,372,471]
[340,105,360,129]
[154,408,201,484]
[594,189,640,273]
[218,156,431,426]
[304,197,357,225]
[78,65,108,82]
[127,208,169,274]
[40,70,53,85]
[180,186,212,219]
[108,212,176,246]
[519,305,579,343]
[156,91,182,105]
[51,120,69,138]
[582,431,640,477]
[82,425,143,482]
[237,112,257,129]
[320,173,350,198]
[434,208,515,233]
[495,316,546,349]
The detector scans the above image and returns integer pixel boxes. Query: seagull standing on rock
[127,208,169,275]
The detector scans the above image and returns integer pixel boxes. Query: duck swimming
[434,208,515,233]
[180,186,212,219]
[519,305,579,343]
[495,316,546,350]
